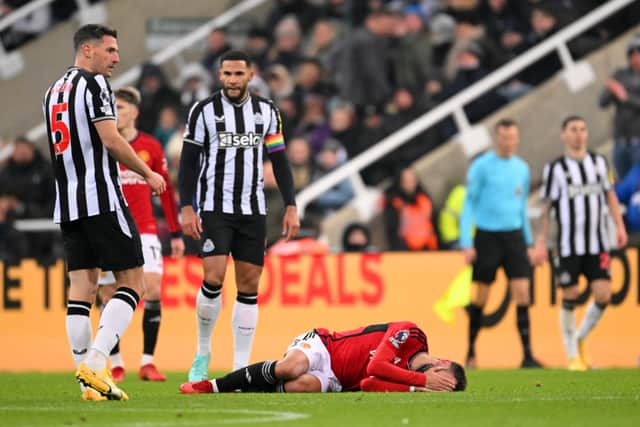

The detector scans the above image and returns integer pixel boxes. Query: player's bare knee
[284,375,321,392]
[562,285,579,300]
[276,351,309,379]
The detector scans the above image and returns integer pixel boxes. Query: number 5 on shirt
[51,102,70,155]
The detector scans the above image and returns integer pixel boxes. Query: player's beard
[223,84,248,104]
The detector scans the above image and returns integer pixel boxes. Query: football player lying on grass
[180,321,466,393]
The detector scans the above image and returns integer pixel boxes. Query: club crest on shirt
[203,239,215,253]
[515,185,522,196]
[254,112,263,124]
[138,150,150,163]
[389,330,409,349]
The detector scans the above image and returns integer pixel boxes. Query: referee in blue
[460,118,542,369]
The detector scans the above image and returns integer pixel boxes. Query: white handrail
[0,0,55,32]
[295,0,637,216]
[26,0,269,141]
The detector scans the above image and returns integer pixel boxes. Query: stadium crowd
[1,0,640,259]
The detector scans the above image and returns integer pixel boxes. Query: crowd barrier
[1,251,638,371]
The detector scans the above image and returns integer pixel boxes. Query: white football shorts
[98,233,163,285]
[285,330,342,392]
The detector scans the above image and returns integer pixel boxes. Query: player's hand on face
[424,369,456,392]
[282,206,300,242]
[181,206,202,241]
[463,247,476,264]
[171,237,185,258]
[146,171,166,195]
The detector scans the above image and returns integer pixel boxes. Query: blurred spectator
[517,5,562,86]
[484,0,528,58]
[244,27,271,72]
[153,105,181,150]
[385,87,439,165]
[429,13,457,70]
[294,93,332,155]
[266,64,296,100]
[599,35,640,180]
[615,163,640,234]
[342,222,375,252]
[390,5,435,96]
[266,0,322,33]
[136,63,181,134]
[336,8,394,112]
[287,136,314,192]
[201,28,231,76]
[268,14,304,70]
[438,184,466,249]
[438,42,506,136]
[176,62,212,116]
[304,19,343,73]
[1,0,52,51]
[0,136,55,259]
[384,167,438,251]
[356,104,390,186]
[329,100,359,155]
[0,195,28,261]
[294,58,335,98]
[262,159,286,247]
[306,140,353,218]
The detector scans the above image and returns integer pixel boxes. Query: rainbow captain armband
[265,133,285,153]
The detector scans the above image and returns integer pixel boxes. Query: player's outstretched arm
[360,377,426,392]
[95,120,166,194]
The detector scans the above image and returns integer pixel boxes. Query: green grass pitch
[1,369,639,426]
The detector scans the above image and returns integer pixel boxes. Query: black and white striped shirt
[43,66,125,224]
[541,152,611,257]
[183,90,285,215]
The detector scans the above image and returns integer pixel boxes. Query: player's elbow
[366,360,385,378]
[360,377,375,392]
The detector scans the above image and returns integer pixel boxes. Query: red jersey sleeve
[149,139,181,235]
[366,322,428,387]
[360,377,412,392]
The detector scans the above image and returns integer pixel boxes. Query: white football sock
[141,354,154,366]
[66,308,92,368]
[110,352,124,368]
[560,307,577,359]
[232,298,258,370]
[576,302,605,341]
[90,288,139,371]
[196,287,222,356]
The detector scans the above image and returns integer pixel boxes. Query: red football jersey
[315,321,429,391]
[119,132,180,236]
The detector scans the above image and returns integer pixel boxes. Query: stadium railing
[294,0,637,219]
[0,0,107,79]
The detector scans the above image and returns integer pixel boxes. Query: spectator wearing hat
[244,27,271,72]
[599,35,640,179]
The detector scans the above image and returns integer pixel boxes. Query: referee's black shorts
[199,211,266,266]
[472,228,530,284]
[60,209,144,272]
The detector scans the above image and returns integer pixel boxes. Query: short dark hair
[495,118,518,130]
[561,115,585,129]
[219,50,252,67]
[450,362,467,391]
[73,24,117,51]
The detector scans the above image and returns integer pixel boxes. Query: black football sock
[517,305,533,359]
[214,361,277,392]
[142,300,161,356]
[467,304,482,359]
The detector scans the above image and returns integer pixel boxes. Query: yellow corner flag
[433,266,472,324]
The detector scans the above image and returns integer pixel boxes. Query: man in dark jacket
[599,36,640,179]
[0,136,55,259]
